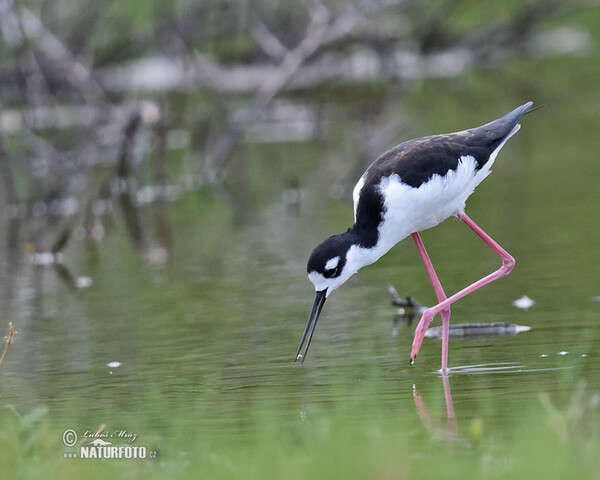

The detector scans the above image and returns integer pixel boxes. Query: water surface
[1,57,600,478]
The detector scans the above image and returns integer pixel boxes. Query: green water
[2,36,600,480]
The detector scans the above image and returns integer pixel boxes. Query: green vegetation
[1,381,599,479]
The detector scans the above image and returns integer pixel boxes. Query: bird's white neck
[344,240,397,278]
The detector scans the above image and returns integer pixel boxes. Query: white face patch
[325,256,340,271]
[308,246,373,297]
[308,271,329,293]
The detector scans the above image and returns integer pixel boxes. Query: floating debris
[558,351,569,356]
[107,361,122,368]
[387,284,427,317]
[387,285,532,339]
[387,284,429,336]
[513,295,535,309]
[425,322,531,338]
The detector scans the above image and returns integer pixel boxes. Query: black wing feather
[352,102,533,245]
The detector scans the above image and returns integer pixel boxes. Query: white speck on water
[540,354,548,358]
[558,351,569,356]
[514,324,532,333]
[581,354,587,357]
[513,295,535,310]
[107,361,122,368]
[76,276,93,289]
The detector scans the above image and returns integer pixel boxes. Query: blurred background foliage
[1,0,596,264]
[1,1,600,478]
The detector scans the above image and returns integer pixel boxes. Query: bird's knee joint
[501,255,515,274]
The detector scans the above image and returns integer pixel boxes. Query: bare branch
[0,111,19,206]
[19,7,106,105]
[206,0,409,181]
[0,0,53,107]
[247,11,289,62]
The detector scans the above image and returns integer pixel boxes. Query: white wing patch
[352,175,366,222]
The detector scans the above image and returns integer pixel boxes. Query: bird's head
[306,232,359,296]
[296,230,363,363]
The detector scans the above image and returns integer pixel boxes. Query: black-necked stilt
[296,101,535,370]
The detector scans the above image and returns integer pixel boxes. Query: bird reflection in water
[412,373,470,446]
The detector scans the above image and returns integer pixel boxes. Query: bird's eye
[322,256,341,278]
[323,267,338,278]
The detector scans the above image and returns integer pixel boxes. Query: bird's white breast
[374,155,487,258]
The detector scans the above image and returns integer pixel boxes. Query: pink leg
[411,233,451,371]
[410,213,515,364]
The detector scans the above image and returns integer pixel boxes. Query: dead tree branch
[205,0,408,181]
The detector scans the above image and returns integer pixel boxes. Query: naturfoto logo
[62,426,157,460]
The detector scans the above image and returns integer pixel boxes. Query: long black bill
[295,289,327,364]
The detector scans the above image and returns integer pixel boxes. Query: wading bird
[296,102,534,370]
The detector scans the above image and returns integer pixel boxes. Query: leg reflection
[412,372,467,446]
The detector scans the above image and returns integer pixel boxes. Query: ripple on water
[435,362,575,375]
